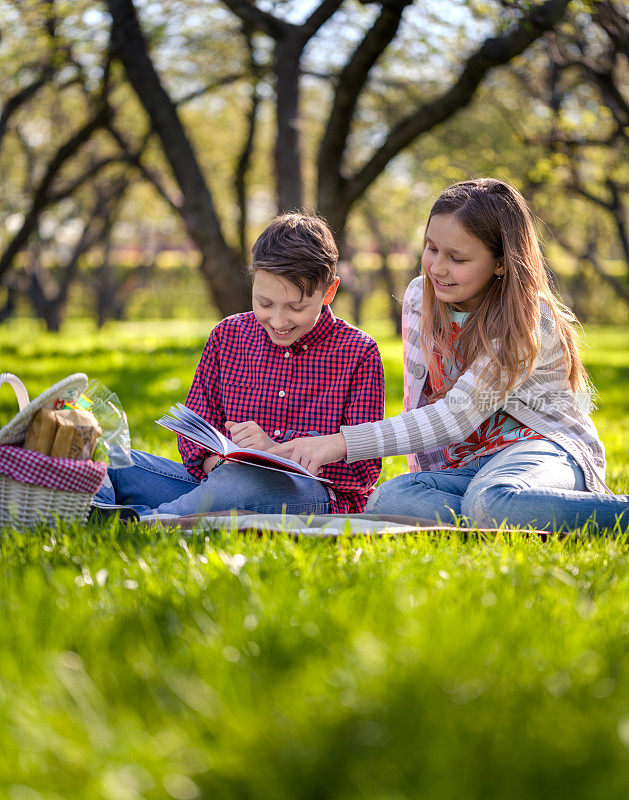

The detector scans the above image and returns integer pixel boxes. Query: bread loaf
[49,409,102,460]
[23,409,59,455]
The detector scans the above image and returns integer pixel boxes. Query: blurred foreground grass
[0,317,628,799]
[0,525,628,799]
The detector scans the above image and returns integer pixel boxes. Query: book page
[176,403,235,453]
[156,404,228,455]
[156,404,330,482]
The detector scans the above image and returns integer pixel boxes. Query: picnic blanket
[139,511,549,538]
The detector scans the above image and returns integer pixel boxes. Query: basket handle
[0,373,30,411]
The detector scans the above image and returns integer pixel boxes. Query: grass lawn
[0,317,628,799]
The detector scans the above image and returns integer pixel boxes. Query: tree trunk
[364,208,403,334]
[0,287,17,323]
[235,81,260,261]
[275,38,305,212]
[608,180,629,275]
[380,254,402,336]
[95,250,119,328]
[106,0,250,315]
[41,304,62,333]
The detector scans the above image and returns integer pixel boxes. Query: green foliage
[2,0,626,333]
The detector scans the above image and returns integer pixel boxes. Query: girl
[271,179,629,531]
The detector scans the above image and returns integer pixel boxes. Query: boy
[95,213,384,519]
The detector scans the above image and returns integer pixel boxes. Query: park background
[0,1,628,798]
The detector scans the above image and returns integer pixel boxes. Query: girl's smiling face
[423,213,503,311]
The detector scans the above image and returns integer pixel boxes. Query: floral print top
[425,309,546,470]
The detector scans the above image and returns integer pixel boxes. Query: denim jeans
[366,439,629,531]
[95,450,330,517]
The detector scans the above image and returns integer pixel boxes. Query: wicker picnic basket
[0,373,107,526]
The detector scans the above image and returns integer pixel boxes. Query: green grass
[2,317,627,489]
[1,526,629,799]
[0,318,628,799]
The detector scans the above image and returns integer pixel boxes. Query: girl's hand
[269,433,347,475]
[226,420,275,451]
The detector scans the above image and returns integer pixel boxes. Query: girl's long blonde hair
[420,178,589,400]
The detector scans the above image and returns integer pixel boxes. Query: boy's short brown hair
[250,213,338,297]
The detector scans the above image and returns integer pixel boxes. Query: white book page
[174,403,236,454]
[156,404,329,482]
[156,405,226,455]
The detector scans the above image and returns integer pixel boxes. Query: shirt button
[284,351,290,358]
[302,344,308,350]
[414,364,426,379]
[278,390,285,397]
[274,429,281,437]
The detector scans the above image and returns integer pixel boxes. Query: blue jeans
[366,439,629,531]
[95,450,330,517]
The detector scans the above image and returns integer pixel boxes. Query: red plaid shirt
[179,306,384,512]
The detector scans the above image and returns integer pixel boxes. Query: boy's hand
[269,433,347,475]
[202,455,221,474]
[226,420,275,451]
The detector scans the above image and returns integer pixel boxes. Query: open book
[156,403,330,483]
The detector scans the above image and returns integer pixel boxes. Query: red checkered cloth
[0,446,107,493]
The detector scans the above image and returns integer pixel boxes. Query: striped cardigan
[341,277,608,492]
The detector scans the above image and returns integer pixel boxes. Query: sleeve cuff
[182,450,211,481]
[186,464,206,482]
[182,448,211,467]
[340,422,380,463]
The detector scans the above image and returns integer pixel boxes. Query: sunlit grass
[0,317,628,798]
[2,318,626,487]
[0,522,628,798]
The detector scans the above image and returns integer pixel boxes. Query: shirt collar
[449,308,469,326]
[409,276,423,310]
[290,304,336,352]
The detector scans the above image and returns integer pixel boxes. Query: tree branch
[301,0,344,40]
[567,181,614,212]
[174,71,250,106]
[342,0,571,214]
[553,226,629,306]
[0,67,53,147]
[592,0,629,57]
[0,103,110,280]
[235,32,262,260]
[545,24,629,127]
[15,126,37,195]
[105,121,182,213]
[606,178,629,268]
[46,155,126,203]
[219,0,286,39]
[523,132,622,148]
[317,0,412,213]
[106,0,249,314]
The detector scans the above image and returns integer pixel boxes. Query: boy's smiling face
[252,270,339,347]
